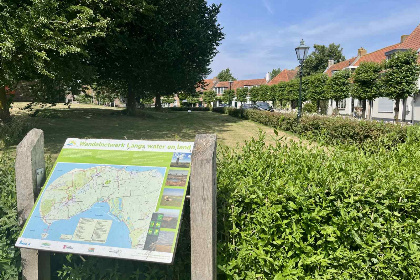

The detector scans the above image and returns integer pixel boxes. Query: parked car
[240,104,257,110]
[255,102,274,112]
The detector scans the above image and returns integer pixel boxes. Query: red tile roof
[214,81,230,88]
[324,57,357,77]
[267,69,298,85]
[196,79,217,92]
[232,79,266,90]
[214,79,267,90]
[353,43,400,66]
[400,24,420,50]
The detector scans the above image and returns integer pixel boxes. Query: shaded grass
[8,104,301,159]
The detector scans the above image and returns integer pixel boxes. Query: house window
[338,99,346,109]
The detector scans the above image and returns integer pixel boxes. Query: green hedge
[213,108,407,146]
[217,135,420,279]
[0,153,21,279]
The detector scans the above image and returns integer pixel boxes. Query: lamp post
[295,39,310,121]
[228,80,233,106]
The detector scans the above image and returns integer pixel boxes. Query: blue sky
[207,0,420,80]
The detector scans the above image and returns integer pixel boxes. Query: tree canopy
[381,49,420,121]
[269,68,281,80]
[0,0,108,120]
[216,68,237,81]
[302,43,345,76]
[89,0,224,114]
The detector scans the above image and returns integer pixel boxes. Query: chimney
[401,35,409,43]
[265,72,270,82]
[358,47,367,57]
[328,59,335,68]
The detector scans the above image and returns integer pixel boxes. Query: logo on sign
[88,248,95,253]
[41,243,51,247]
[63,245,74,250]
[19,240,31,246]
[66,140,77,147]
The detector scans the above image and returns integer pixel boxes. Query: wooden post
[190,134,217,280]
[15,129,51,280]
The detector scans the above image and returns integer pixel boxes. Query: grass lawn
[9,103,301,160]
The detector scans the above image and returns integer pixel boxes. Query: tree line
[203,50,419,122]
[0,0,224,120]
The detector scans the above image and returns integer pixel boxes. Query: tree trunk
[335,100,338,109]
[126,81,136,116]
[317,99,320,114]
[0,86,11,121]
[368,100,373,120]
[402,98,407,122]
[394,98,400,123]
[155,94,162,110]
[361,99,366,119]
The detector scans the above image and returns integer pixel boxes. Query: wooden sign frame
[15,129,217,280]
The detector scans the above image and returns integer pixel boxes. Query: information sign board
[16,138,194,264]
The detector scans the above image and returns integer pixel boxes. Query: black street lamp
[295,39,310,121]
[228,80,233,106]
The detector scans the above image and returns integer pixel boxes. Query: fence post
[15,128,50,280]
[190,134,217,280]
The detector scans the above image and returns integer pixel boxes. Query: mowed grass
[10,103,300,160]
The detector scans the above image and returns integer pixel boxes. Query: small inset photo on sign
[160,188,185,207]
[165,170,189,187]
[158,208,180,229]
[155,231,175,253]
[170,152,192,168]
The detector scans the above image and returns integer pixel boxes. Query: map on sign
[16,138,194,264]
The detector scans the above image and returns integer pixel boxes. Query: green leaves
[217,133,420,279]
[326,69,351,101]
[381,49,420,101]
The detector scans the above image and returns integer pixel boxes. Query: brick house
[324,23,420,122]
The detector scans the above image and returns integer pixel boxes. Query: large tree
[89,0,224,115]
[302,43,345,76]
[381,50,420,122]
[269,68,281,80]
[0,0,108,120]
[216,68,236,82]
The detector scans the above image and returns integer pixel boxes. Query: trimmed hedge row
[213,107,408,146]
[217,135,420,279]
[167,107,210,111]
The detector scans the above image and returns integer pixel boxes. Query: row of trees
[0,0,224,120]
[203,50,419,121]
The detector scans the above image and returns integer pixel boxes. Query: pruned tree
[306,73,329,112]
[381,49,420,122]
[222,89,234,105]
[236,88,249,103]
[351,62,382,119]
[326,69,351,109]
[203,90,217,107]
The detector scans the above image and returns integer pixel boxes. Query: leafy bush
[212,108,407,146]
[217,134,420,279]
[0,116,36,148]
[302,102,317,113]
[0,153,21,279]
